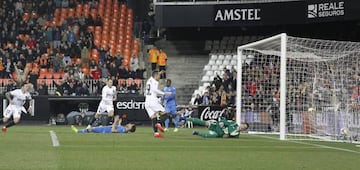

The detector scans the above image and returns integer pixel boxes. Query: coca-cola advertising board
[198,105,226,121]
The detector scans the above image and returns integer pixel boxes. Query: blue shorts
[165,105,177,115]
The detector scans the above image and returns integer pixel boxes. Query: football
[340,127,349,136]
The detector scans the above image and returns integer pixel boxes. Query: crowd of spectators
[0,0,145,96]
[193,66,237,107]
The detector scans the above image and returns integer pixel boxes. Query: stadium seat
[201,76,210,82]
[232,54,237,60]
[205,70,213,77]
[203,82,211,88]
[222,59,230,66]
[230,60,237,66]
[211,65,219,71]
[210,54,217,60]
[218,54,225,60]
[225,54,232,60]
[208,59,215,66]
[203,65,211,71]
[215,59,223,65]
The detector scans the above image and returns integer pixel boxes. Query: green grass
[1,126,359,170]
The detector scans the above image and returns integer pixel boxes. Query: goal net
[236,33,360,142]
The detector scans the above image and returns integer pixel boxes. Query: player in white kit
[145,70,171,138]
[87,79,118,130]
[1,83,33,132]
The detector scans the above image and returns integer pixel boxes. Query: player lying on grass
[71,117,136,134]
[187,118,249,138]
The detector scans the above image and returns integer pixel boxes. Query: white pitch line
[49,131,60,147]
[254,134,360,154]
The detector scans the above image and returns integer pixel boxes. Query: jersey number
[146,84,151,95]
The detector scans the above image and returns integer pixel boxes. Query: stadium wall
[155,0,360,27]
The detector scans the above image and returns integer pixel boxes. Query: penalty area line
[49,130,60,147]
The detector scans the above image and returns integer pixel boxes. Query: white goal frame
[236,33,287,140]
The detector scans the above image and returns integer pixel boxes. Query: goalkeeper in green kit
[187,118,249,138]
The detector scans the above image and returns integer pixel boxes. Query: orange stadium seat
[39,69,47,79]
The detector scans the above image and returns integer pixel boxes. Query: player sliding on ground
[1,83,33,132]
[145,70,171,138]
[187,118,249,138]
[71,118,136,134]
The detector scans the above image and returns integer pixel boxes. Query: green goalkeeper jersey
[208,119,240,138]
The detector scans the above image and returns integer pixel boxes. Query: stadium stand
[0,0,145,96]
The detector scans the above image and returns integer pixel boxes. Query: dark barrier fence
[155,0,360,27]
[0,94,149,123]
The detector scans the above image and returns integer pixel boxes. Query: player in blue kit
[163,79,179,132]
[71,118,136,134]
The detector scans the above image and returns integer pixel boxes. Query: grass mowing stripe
[62,144,320,149]
[49,130,60,147]
[254,134,360,154]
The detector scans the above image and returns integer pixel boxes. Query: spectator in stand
[0,58,4,78]
[119,66,130,79]
[77,82,90,96]
[37,80,48,95]
[90,65,101,80]
[202,91,210,105]
[95,14,102,26]
[119,80,128,93]
[114,53,123,67]
[89,60,97,69]
[193,94,202,105]
[67,81,77,96]
[148,47,158,71]
[135,65,146,79]
[100,62,109,80]
[130,55,139,72]
[81,46,89,67]
[4,58,13,78]
[158,49,167,79]
[108,62,118,78]
[6,79,17,93]
[28,69,39,90]
[128,79,140,94]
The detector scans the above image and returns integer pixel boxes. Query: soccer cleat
[164,128,169,132]
[173,128,179,132]
[155,123,165,133]
[71,125,78,133]
[154,132,164,138]
[192,131,199,135]
[87,125,92,129]
[2,127,7,133]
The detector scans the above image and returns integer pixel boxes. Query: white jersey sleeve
[145,77,164,100]
[101,86,117,104]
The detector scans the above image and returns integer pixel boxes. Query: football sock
[197,132,218,138]
[157,113,168,123]
[186,118,206,126]
[0,119,3,124]
[78,129,89,133]
[151,118,158,133]
[173,116,180,128]
[5,120,16,128]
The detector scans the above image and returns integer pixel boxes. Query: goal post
[236,33,360,142]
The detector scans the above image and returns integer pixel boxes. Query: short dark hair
[152,70,159,77]
[129,125,136,133]
[166,79,171,83]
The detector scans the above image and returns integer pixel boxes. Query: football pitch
[0,126,359,170]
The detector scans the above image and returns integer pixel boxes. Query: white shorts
[3,105,24,119]
[145,100,165,118]
[96,101,114,114]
